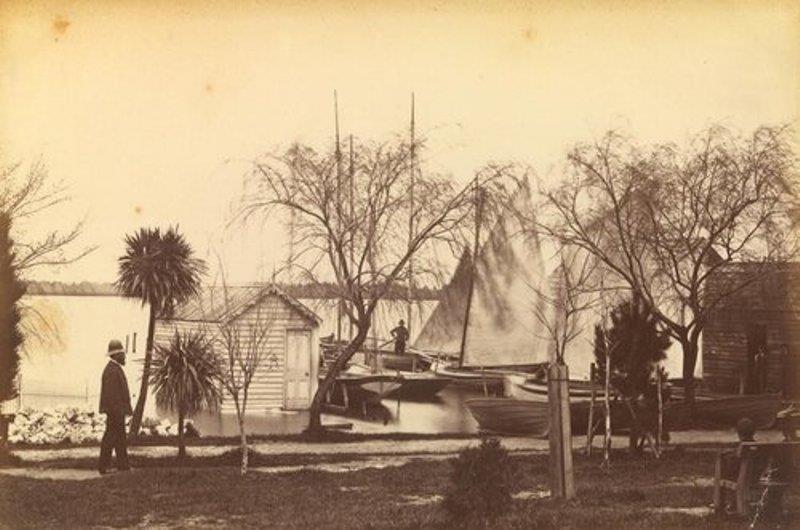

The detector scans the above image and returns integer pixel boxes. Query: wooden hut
[155,284,321,412]
[702,263,800,398]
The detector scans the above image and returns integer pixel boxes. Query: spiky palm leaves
[116,227,205,317]
[116,227,205,436]
[150,331,221,457]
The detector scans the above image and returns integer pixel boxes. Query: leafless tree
[539,125,798,404]
[529,247,601,366]
[1,159,94,353]
[202,269,279,475]
[0,160,93,273]
[240,136,513,432]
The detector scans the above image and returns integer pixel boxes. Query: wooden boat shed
[702,263,800,398]
[155,284,321,412]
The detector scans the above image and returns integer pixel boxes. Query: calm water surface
[189,386,485,437]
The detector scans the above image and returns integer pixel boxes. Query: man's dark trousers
[99,412,129,471]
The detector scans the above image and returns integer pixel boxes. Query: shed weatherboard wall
[702,264,800,397]
[154,294,319,414]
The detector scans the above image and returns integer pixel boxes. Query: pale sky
[2,0,798,285]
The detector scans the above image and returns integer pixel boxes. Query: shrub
[8,408,179,445]
[443,437,517,524]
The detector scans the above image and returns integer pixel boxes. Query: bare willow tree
[240,137,511,432]
[0,160,93,273]
[529,248,600,366]
[0,160,94,351]
[539,126,798,405]
[203,278,278,475]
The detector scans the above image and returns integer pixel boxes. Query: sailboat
[415,179,587,393]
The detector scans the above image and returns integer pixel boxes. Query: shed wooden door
[284,329,312,410]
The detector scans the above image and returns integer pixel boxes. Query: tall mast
[458,181,482,368]
[349,133,355,340]
[334,90,344,342]
[407,93,415,338]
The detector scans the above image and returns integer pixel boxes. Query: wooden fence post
[548,363,575,499]
[586,363,596,455]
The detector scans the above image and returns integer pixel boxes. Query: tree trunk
[0,415,9,462]
[177,408,186,459]
[681,338,698,413]
[603,349,612,469]
[238,413,248,475]
[129,306,156,438]
[307,323,370,433]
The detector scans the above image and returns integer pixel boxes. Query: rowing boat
[385,371,451,400]
[664,393,783,430]
[502,373,611,402]
[465,398,550,436]
[466,392,784,435]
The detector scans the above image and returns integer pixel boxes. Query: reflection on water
[185,386,484,437]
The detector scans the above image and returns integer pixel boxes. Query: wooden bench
[713,440,800,515]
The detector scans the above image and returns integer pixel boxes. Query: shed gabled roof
[707,262,800,313]
[166,283,321,325]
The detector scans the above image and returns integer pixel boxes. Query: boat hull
[503,373,610,402]
[467,394,784,435]
[466,397,634,436]
[465,398,550,436]
[385,373,451,399]
[433,364,506,394]
[664,393,783,431]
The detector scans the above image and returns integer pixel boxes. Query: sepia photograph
[1,0,799,528]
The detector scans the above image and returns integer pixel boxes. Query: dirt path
[10,429,783,464]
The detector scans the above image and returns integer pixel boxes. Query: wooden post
[548,363,575,500]
[603,345,612,469]
[656,367,663,452]
[586,363,596,455]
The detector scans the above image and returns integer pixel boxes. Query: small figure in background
[755,345,768,393]
[390,320,409,355]
[98,339,133,475]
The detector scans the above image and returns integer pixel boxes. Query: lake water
[188,386,486,437]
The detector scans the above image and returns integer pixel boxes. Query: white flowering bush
[8,407,177,445]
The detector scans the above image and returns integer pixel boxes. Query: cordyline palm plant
[116,227,205,437]
[150,331,221,458]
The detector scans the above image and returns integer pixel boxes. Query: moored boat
[467,391,784,436]
[385,371,451,399]
[432,362,506,395]
[322,364,402,403]
[502,372,611,402]
[465,398,550,436]
[664,393,783,431]
[465,397,634,436]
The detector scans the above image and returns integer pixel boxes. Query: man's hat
[107,339,126,356]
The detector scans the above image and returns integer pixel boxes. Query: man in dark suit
[98,339,133,474]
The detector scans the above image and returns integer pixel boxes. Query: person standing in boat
[391,320,409,355]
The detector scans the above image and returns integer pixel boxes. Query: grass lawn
[1,448,797,528]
